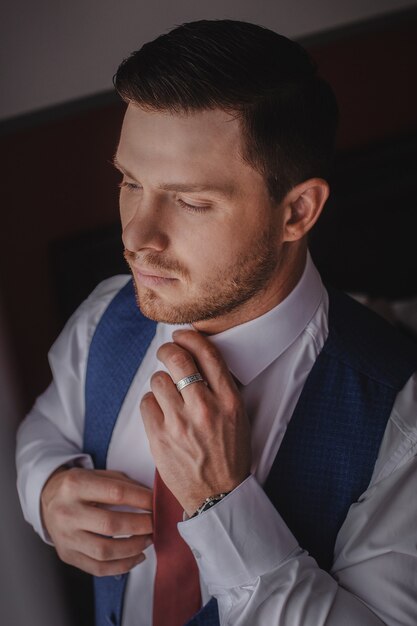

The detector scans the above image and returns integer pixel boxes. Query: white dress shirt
[16,253,417,626]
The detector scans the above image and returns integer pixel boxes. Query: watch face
[199,493,230,515]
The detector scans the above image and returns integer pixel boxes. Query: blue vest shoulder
[325,286,417,388]
[84,279,157,469]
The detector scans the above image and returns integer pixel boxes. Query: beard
[124,226,281,325]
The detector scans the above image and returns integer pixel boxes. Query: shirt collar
[160,252,325,386]
[209,252,324,385]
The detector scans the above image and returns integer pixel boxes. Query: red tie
[152,469,202,626]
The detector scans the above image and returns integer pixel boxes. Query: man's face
[115,104,287,330]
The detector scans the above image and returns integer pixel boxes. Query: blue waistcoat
[83,280,417,626]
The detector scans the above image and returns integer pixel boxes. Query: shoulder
[372,371,417,482]
[326,288,417,390]
[65,275,131,333]
[79,275,132,319]
[48,275,131,365]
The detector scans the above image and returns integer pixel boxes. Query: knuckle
[133,513,152,535]
[202,344,220,364]
[143,514,153,534]
[131,535,145,552]
[194,399,211,421]
[53,502,71,522]
[150,371,168,386]
[141,535,153,550]
[140,392,153,413]
[93,540,112,561]
[127,554,144,571]
[171,418,186,439]
[94,561,111,577]
[94,557,135,577]
[223,393,240,415]
[99,513,118,537]
[108,482,125,505]
[169,349,194,370]
[60,469,79,495]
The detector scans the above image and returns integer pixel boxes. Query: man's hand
[141,329,251,516]
[41,467,153,576]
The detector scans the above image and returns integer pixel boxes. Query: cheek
[119,192,136,227]
[183,222,249,275]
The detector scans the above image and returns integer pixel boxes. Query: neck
[193,242,307,335]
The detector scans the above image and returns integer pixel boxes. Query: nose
[121,193,168,253]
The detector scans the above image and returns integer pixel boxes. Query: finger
[149,370,186,415]
[81,506,153,537]
[64,469,153,510]
[94,469,144,484]
[172,330,237,395]
[75,531,153,561]
[65,549,147,577]
[140,391,165,436]
[157,341,207,397]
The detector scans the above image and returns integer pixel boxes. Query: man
[17,19,417,626]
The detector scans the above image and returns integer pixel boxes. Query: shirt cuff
[178,474,299,590]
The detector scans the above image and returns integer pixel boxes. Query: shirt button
[114,574,122,581]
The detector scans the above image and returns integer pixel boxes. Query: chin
[132,283,207,324]
[134,284,254,326]
[133,285,195,324]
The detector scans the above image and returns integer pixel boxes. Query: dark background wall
[308,12,417,299]
[1,8,416,411]
[3,0,416,121]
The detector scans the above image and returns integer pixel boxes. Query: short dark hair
[114,19,339,203]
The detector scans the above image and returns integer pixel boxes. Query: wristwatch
[190,492,230,518]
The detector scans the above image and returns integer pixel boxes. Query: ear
[281,178,329,242]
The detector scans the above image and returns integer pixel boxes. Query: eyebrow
[112,155,235,197]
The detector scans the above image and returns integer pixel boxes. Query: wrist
[190,491,230,518]
[41,466,70,520]
[184,472,251,516]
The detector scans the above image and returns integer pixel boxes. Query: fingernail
[172,329,186,338]
[173,328,196,338]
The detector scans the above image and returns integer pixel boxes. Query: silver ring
[176,373,204,392]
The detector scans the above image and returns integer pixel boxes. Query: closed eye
[119,179,210,213]
[119,181,141,192]
[176,197,210,213]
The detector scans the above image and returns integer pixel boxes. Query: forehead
[117,104,254,184]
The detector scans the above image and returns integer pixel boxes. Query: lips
[133,265,177,287]
[135,266,172,279]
